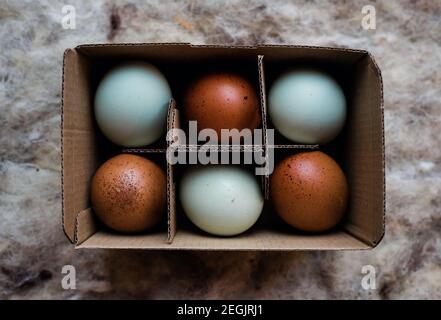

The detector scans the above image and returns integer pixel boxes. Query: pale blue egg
[94,62,171,147]
[269,69,346,144]
[180,166,264,236]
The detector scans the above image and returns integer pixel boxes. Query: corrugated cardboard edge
[166,167,176,244]
[122,148,166,153]
[74,42,368,53]
[74,208,97,245]
[77,42,191,48]
[176,145,265,152]
[60,48,74,243]
[273,144,320,149]
[76,42,258,50]
[257,55,269,200]
[166,99,177,243]
[259,43,368,53]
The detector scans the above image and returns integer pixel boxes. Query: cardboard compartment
[261,47,362,148]
[62,44,384,250]
[165,154,369,251]
[69,152,169,247]
[173,55,263,149]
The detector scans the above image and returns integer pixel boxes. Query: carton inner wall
[62,44,384,250]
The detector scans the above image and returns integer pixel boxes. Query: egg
[94,62,171,147]
[183,73,261,138]
[180,166,264,236]
[90,154,166,233]
[270,151,348,232]
[269,68,346,144]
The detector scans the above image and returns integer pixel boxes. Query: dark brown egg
[270,151,348,232]
[183,73,261,138]
[91,154,166,233]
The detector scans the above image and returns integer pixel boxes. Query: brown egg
[183,73,261,138]
[91,154,166,233]
[270,151,348,232]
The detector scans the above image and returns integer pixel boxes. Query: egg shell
[269,68,346,144]
[270,151,348,232]
[180,165,264,236]
[91,154,166,233]
[94,62,171,147]
[183,73,261,138]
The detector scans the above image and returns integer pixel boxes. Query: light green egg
[94,62,171,147]
[180,166,264,236]
[269,68,347,144]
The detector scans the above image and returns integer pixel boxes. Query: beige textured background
[0,0,440,299]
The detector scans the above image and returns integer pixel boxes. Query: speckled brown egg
[183,73,261,137]
[270,151,348,232]
[90,154,166,233]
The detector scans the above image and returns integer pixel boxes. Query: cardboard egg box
[61,43,384,250]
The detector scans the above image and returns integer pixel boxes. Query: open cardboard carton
[61,43,384,250]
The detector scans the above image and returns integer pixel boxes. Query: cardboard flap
[62,48,99,242]
[342,53,384,246]
[74,208,97,245]
[161,229,370,251]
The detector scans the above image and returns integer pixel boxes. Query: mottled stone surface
[1,0,440,299]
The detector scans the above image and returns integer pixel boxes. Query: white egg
[180,166,264,236]
[94,62,171,147]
